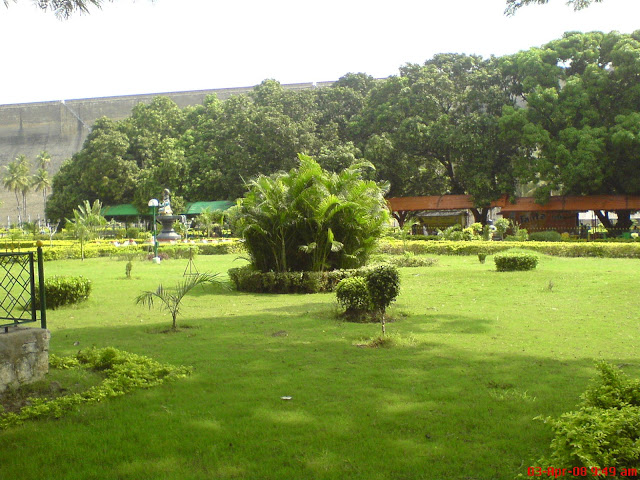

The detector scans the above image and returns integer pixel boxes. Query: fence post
[37,246,47,329]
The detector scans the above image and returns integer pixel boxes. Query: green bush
[125,227,141,239]
[532,363,640,478]
[228,265,363,294]
[36,275,92,309]
[529,231,563,242]
[336,277,371,315]
[365,264,400,313]
[494,252,538,271]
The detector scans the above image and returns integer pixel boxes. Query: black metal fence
[0,247,46,331]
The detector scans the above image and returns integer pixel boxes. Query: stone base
[0,327,50,394]
[157,215,182,242]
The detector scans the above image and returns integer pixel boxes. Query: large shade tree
[353,53,520,224]
[500,30,640,229]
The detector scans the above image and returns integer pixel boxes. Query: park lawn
[1,252,639,480]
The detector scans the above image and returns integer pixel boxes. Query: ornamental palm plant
[231,153,389,273]
[135,273,221,330]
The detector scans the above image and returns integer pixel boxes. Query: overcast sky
[0,0,638,105]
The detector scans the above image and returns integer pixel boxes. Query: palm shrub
[230,154,389,273]
[135,273,221,330]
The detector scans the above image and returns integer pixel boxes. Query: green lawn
[1,253,639,480]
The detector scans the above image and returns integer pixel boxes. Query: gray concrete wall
[0,81,334,223]
[0,327,50,393]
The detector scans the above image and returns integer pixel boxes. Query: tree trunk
[470,208,489,225]
[613,210,633,231]
[594,210,614,229]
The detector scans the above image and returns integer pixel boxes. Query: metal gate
[0,247,46,332]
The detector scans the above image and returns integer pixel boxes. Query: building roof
[101,204,143,216]
[387,195,640,213]
[183,201,236,215]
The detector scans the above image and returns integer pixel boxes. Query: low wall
[0,327,50,393]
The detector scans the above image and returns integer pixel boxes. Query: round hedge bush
[35,275,92,309]
[336,277,371,315]
[365,264,400,312]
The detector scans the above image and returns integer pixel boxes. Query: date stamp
[527,467,638,477]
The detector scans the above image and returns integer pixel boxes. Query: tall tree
[35,151,51,171]
[32,168,51,209]
[3,155,31,223]
[354,54,520,223]
[500,31,640,229]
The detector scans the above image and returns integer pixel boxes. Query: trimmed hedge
[377,239,640,258]
[21,239,245,262]
[228,265,371,294]
[494,252,538,272]
[35,275,92,309]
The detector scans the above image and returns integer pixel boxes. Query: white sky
[0,0,638,105]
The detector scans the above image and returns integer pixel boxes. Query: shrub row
[494,252,538,271]
[378,239,640,258]
[228,265,363,294]
[28,240,245,262]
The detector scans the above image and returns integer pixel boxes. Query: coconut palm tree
[135,273,222,330]
[35,151,51,171]
[3,155,31,223]
[32,168,51,209]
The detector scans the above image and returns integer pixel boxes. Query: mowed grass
[1,252,639,480]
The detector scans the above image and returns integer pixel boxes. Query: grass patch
[1,254,639,479]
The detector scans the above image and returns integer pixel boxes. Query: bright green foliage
[365,264,400,314]
[494,252,538,271]
[35,275,92,309]
[230,154,389,273]
[0,347,191,430]
[336,277,371,315]
[534,362,640,477]
[66,199,107,260]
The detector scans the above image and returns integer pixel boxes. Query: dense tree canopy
[500,30,640,227]
[46,31,640,229]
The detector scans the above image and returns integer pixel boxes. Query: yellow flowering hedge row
[1,239,245,261]
[378,239,640,258]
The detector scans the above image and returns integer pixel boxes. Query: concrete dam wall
[0,81,333,224]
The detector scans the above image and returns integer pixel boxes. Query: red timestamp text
[527,466,639,477]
